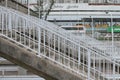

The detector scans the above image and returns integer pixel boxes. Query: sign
[107,26,120,33]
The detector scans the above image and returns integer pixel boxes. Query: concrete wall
[0,36,85,80]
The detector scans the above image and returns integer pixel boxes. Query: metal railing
[77,34,120,57]
[1,6,120,80]
[9,7,115,58]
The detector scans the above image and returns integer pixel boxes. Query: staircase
[0,6,120,80]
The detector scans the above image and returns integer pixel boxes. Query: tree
[44,0,54,20]
[35,0,54,20]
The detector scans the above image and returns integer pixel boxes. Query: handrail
[0,6,119,62]
[0,6,118,63]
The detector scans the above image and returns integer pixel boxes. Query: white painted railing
[77,34,120,57]
[10,7,117,58]
[1,6,120,80]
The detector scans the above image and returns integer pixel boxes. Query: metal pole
[113,60,115,80]
[38,28,41,56]
[111,16,115,80]
[88,49,91,80]
[43,30,45,55]
[111,14,114,54]
[8,13,11,30]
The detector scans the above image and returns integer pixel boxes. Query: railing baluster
[83,48,85,73]
[43,30,45,55]
[38,27,41,56]
[93,53,96,79]
[32,25,35,50]
[24,19,26,45]
[54,34,55,60]
[113,60,115,80]
[88,49,91,80]
[28,22,31,47]
[48,32,50,57]
[10,12,12,38]
[2,12,4,34]
[63,38,65,64]
[78,45,81,65]
[58,36,60,62]
[19,18,23,43]
[5,12,8,36]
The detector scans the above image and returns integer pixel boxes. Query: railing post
[43,30,45,55]
[78,45,81,64]
[88,49,91,80]
[38,27,41,56]
[113,59,115,80]
[8,12,12,38]
[54,34,56,60]
[8,12,12,31]
[1,12,4,34]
